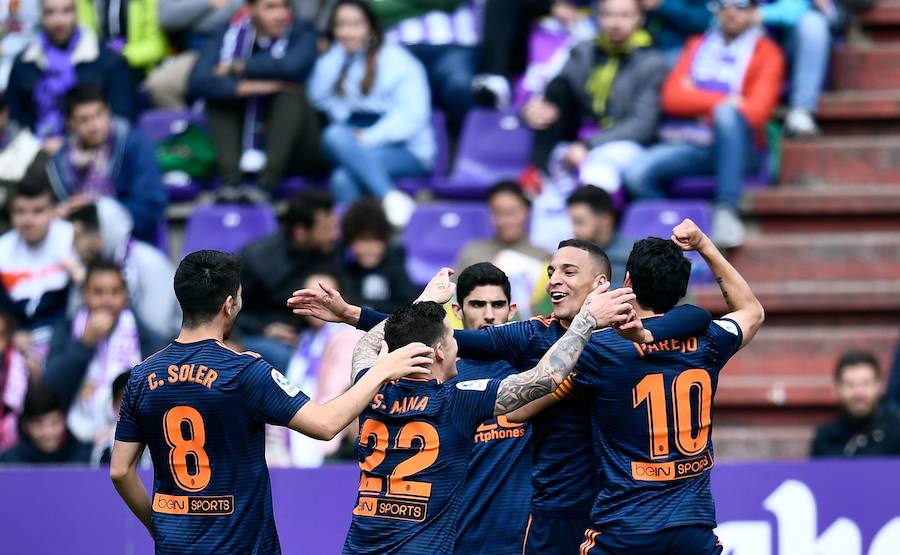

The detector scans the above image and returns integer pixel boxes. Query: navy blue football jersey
[483,317,599,519]
[450,359,533,555]
[115,339,310,555]
[342,371,502,554]
[571,318,743,534]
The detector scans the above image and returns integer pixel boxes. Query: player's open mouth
[550,292,568,303]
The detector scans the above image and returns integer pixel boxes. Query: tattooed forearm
[352,319,387,381]
[493,309,597,415]
[716,277,732,306]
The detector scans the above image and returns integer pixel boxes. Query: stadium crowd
[0,0,897,469]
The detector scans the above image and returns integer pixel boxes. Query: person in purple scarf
[188,0,324,202]
[6,0,135,152]
[46,84,166,243]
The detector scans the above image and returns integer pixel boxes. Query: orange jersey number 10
[163,406,212,492]
[358,420,440,500]
[632,369,712,460]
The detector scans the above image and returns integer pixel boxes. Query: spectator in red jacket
[623,0,784,248]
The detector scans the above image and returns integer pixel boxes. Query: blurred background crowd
[0,0,898,468]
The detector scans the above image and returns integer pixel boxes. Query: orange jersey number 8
[163,406,212,492]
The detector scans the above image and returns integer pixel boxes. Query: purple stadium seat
[431,109,533,199]
[403,202,493,285]
[180,204,278,258]
[138,109,208,202]
[273,176,329,198]
[619,200,714,283]
[668,152,771,199]
[395,111,450,195]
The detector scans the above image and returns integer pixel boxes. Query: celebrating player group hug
[109,218,764,555]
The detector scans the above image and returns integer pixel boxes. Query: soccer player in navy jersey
[341,280,637,554]
[574,220,765,554]
[289,240,712,555]
[109,250,435,555]
[448,263,534,554]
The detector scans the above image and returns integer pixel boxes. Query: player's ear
[433,341,444,363]
[223,295,235,317]
[451,303,463,321]
[623,271,632,288]
[508,302,518,320]
[593,273,608,289]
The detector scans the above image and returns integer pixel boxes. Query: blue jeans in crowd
[623,104,759,210]
[786,10,831,111]
[406,43,477,133]
[321,123,428,205]
[242,334,294,374]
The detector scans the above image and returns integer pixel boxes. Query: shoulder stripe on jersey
[580,530,600,555]
[139,343,173,364]
[530,315,558,327]
[215,341,263,359]
[521,514,533,555]
[552,375,577,401]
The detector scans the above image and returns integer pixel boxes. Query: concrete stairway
[693,4,900,458]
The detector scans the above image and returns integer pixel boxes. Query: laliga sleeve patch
[713,319,739,336]
[456,379,490,392]
[271,369,301,397]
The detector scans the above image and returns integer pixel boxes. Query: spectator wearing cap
[753,0,838,137]
[520,0,667,197]
[188,0,324,201]
[455,182,549,318]
[340,199,416,314]
[0,383,92,464]
[237,189,341,372]
[47,84,166,243]
[309,0,433,227]
[7,0,135,148]
[811,351,900,458]
[44,260,165,445]
[623,0,784,248]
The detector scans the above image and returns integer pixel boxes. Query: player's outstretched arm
[492,284,636,416]
[289,342,434,440]
[110,440,152,534]
[672,218,764,348]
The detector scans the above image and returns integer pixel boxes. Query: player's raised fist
[581,284,637,329]
[287,281,352,323]
[418,267,456,304]
[373,341,435,381]
[671,218,710,252]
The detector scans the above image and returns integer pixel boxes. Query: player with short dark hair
[575,219,764,554]
[341,279,637,554]
[449,262,533,554]
[109,249,434,555]
[289,242,713,554]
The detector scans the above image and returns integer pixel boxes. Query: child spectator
[0,383,92,464]
[7,0,134,148]
[46,84,166,243]
[624,0,784,248]
[520,0,668,196]
[340,199,416,314]
[90,369,128,465]
[43,260,165,444]
[309,0,433,227]
[188,0,323,201]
